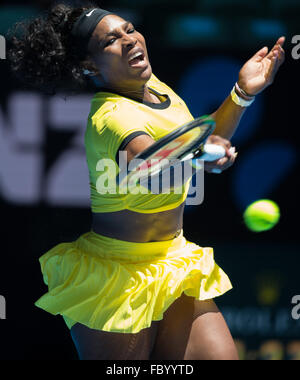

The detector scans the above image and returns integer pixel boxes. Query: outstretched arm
[210,37,285,140]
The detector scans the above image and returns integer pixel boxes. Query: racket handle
[200,144,226,162]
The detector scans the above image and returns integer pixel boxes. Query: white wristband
[231,86,255,107]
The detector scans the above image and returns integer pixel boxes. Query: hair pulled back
[8,2,99,94]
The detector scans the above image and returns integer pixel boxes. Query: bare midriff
[91,202,185,243]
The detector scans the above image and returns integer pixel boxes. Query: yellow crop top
[84,74,195,213]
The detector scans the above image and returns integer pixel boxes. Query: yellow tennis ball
[243,200,280,232]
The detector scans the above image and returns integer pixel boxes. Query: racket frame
[116,116,216,187]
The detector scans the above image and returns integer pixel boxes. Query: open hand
[238,37,285,96]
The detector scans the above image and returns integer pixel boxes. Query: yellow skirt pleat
[34,230,232,333]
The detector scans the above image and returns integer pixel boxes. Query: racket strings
[117,118,215,187]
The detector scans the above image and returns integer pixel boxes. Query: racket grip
[200,144,226,162]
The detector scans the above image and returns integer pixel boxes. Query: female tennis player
[8,3,285,360]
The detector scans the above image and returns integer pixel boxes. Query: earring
[83,69,103,88]
[83,69,96,76]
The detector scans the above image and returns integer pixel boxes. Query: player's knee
[186,339,239,360]
[208,341,240,360]
[218,345,240,360]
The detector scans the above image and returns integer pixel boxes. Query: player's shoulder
[91,94,139,122]
[149,74,190,113]
[91,94,148,135]
[148,73,177,95]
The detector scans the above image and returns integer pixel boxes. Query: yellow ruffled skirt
[34,230,232,333]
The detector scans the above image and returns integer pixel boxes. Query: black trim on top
[96,87,171,110]
[143,88,171,109]
[115,131,151,163]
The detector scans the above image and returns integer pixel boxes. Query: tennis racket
[116,115,226,189]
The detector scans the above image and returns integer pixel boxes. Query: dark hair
[7,2,100,94]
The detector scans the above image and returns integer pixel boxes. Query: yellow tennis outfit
[34,74,232,333]
[87,74,195,213]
